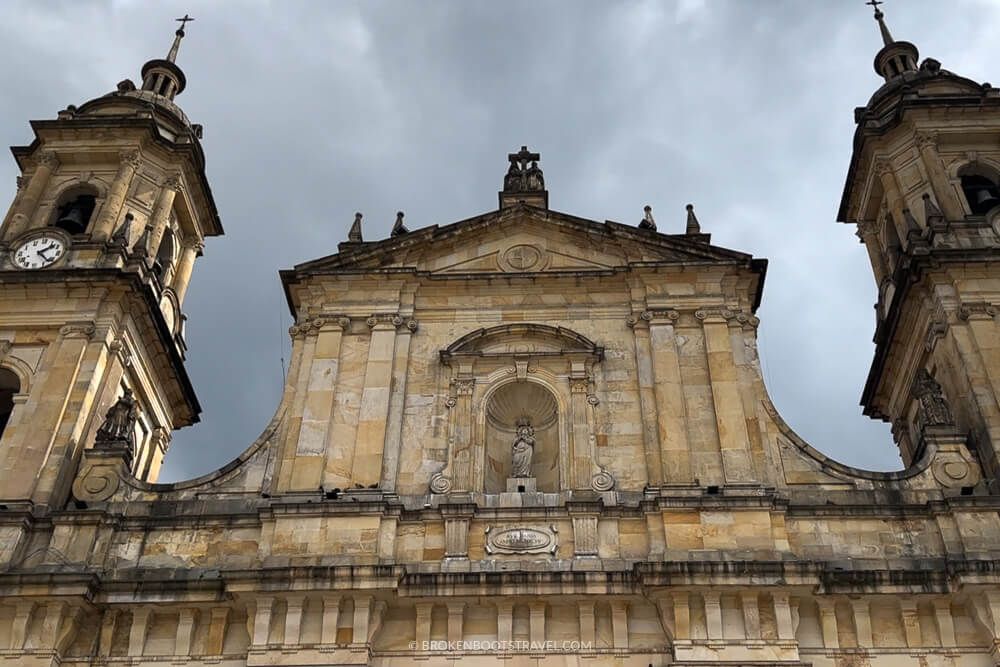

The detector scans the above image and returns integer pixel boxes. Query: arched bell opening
[483,381,561,493]
[50,184,99,236]
[0,368,21,440]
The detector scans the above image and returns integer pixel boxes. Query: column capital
[161,173,184,193]
[36,151,59,171]
[59,321,96,340]
[959,301,998,321]
[915,131,938,150]
[119,149,142,169]
[874,158,895,177]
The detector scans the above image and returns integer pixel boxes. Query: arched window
[0,368,20,439]
[51,186,98,235]
[961,174,1000,216]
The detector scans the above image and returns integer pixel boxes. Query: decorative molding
[924,319,948,353]
[587,394,599,407]
[15,175,26,191]
[570,379,589,394]
[405,319,419,332]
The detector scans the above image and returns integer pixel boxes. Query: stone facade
[3,12,1000,667]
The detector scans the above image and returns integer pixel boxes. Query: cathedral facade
[2,9,1000,667]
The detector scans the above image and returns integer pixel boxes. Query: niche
[484,381,560,493]
[51,186,98,235]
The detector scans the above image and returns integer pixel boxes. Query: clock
[12,235,67,269]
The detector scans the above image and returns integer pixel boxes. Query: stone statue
[511,420,535,478]
[504,159,522,192]
[525,161,544,191]
[911,369,953,427]
[96,388,139,452]
[639,205,657,231]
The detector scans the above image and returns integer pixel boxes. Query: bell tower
[838,3,1000,485]
[0,17,223,510]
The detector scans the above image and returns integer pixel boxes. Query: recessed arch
[49,182,101,235]
[0,367,20,440]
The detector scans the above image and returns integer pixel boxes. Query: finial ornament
[639,205,656,231]
[391,211,409,237]
[685,204,701,234]
[348,212,363,242]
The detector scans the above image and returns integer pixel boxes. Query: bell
[974,187,1000,213]
[56,204,88,234]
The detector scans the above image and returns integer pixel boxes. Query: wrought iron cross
[864,0,883,13]
[176,14,195,30]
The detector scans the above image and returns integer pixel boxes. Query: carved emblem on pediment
[499,243,548,273]
[485,524,558,555]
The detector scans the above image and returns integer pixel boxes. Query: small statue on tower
[95,388,140,465]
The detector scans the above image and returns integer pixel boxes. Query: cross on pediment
[503,146,545,194]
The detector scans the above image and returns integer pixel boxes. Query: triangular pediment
[293,204,753,277]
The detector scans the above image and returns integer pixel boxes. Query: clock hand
[36,248,52,261]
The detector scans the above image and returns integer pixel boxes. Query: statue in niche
[511,419,535,478]
[96,388,140,464]
[911,369,954,427]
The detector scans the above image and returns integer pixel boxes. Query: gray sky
[2,0,998,483]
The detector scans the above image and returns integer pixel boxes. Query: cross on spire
[176,14,195,32]
[865,0,883,14]
[167,14,194,63]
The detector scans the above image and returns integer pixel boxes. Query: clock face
[12,235,67,270]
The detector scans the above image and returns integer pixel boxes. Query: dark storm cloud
[1,0,997,481]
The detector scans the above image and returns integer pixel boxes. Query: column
[4,152,57,241]
[353,595,372,645]
[628,313,663,485]
[672,592,691,640]
[855,221,889,288]
[448,376,475,492]
[322,595,341,645]
[97,608,117,656]
[915,132,965,220]
[275,323,317,491]
[41,601,68,652]
[610,600,629,649]
[416,602,433,647]
[817,598,839,649]
[703,592,723,641]
[284,596,304,646]
[381,317,417,490]
[447,602,465,643]
[128,606,152,657]
[496,601,513,644]
[9,601,33,649]
[206,607,229,654]
[647,310,692,483]
[252,597,274,646]
[0,322,94,502]
[875,159,910,245]
[175,608,196,656]
[578,600,596,646]
[351,315,398,486]
[851,599,873,648]
[570,375,594,488]
[697,309,753,483]
[934,598,957,647]
[773,592,795,641]
[742,591,761,640]
[900,598,921,648]
[529,602,546,645]
[294,317,346,490]
[171,239,204,304]
[146,174,182,260]
[92,150,141,240]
